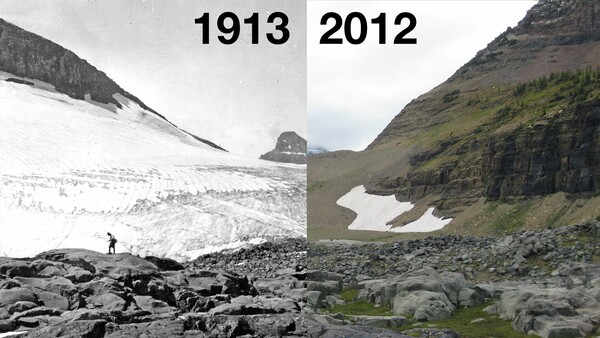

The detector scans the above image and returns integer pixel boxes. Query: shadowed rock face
[0,18,138,109]
[260,131,307,164]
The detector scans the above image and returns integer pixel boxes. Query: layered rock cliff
[371,98,600,209]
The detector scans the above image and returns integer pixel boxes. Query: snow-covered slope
[0,75,306,261]
[336,185,450,233]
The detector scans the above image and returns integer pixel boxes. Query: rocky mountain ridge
[0,18,223,151]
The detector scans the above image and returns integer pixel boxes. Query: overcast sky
[308,1,536,152]
[0,0,306,158]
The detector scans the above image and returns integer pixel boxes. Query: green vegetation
[322,288,394,316]
[411,68,600,178]
[424,302,534,338]
[546,204,571,228]
[492,201,532,235]
[443,89,461,103]
[308,180,325,193]
[324,290,532,338]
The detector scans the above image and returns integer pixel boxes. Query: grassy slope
[322,289,533,338]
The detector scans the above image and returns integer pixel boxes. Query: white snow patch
[336,185,451,233]
[0,332,27,338]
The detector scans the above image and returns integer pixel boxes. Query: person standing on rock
[107,232,117,254]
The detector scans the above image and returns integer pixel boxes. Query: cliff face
[482,101,600,199]
[370,99,600,209]
[260,131,307,164]
[0,18,137,109]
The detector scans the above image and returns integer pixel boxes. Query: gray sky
[0,0,306,158]
[308,1,536,152]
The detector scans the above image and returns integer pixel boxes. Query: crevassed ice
[0,77,306,261]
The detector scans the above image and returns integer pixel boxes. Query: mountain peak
[370,0,600,150]
[260,131,307,164]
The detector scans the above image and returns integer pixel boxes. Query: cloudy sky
[308,1,537,152]
[0,0,306,158]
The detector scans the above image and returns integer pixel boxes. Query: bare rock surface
[260,131,307,164]
[308,222,600,337]
[0,238,314,337]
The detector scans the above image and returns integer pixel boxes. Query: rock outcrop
[0,240,310,337]
[307,222,600,337]
[0,18,148,114]
[373,99,600,206]
[260,131,307,164]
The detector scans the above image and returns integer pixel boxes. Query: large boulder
[208,295,300,315]
[0,259,36,278]
[393,291,454,321]
[486,285,600,338]
[15,276,76,297]
[86,293,126,311]
[26,319,107,338]
[346,315,407,328]
[0,287,39,307]
[359,267,465,307]
[35,249,159,280]
[307,280,342,296]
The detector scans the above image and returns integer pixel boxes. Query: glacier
[0,73,306,261]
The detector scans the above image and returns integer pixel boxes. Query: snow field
[336,185,451,233]
[0,77,306,260]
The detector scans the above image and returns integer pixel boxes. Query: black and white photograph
[0,1,308,336]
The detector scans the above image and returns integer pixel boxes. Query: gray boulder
[487,285,600,338]
[458,288,484,308]
[306,290,324,309]
[393,291,454,321]
[347,315,407,328]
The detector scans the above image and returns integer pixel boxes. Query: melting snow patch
[336,185,451,233]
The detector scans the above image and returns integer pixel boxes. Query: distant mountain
[307,147,329,157]
[309,0,600,240]
[260,131,307,164]
[0,18,305,260]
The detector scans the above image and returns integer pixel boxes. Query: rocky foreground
[0,238,317,337]
[0,238,438,338]
[307,222,600,337]
[3,223,600,337]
